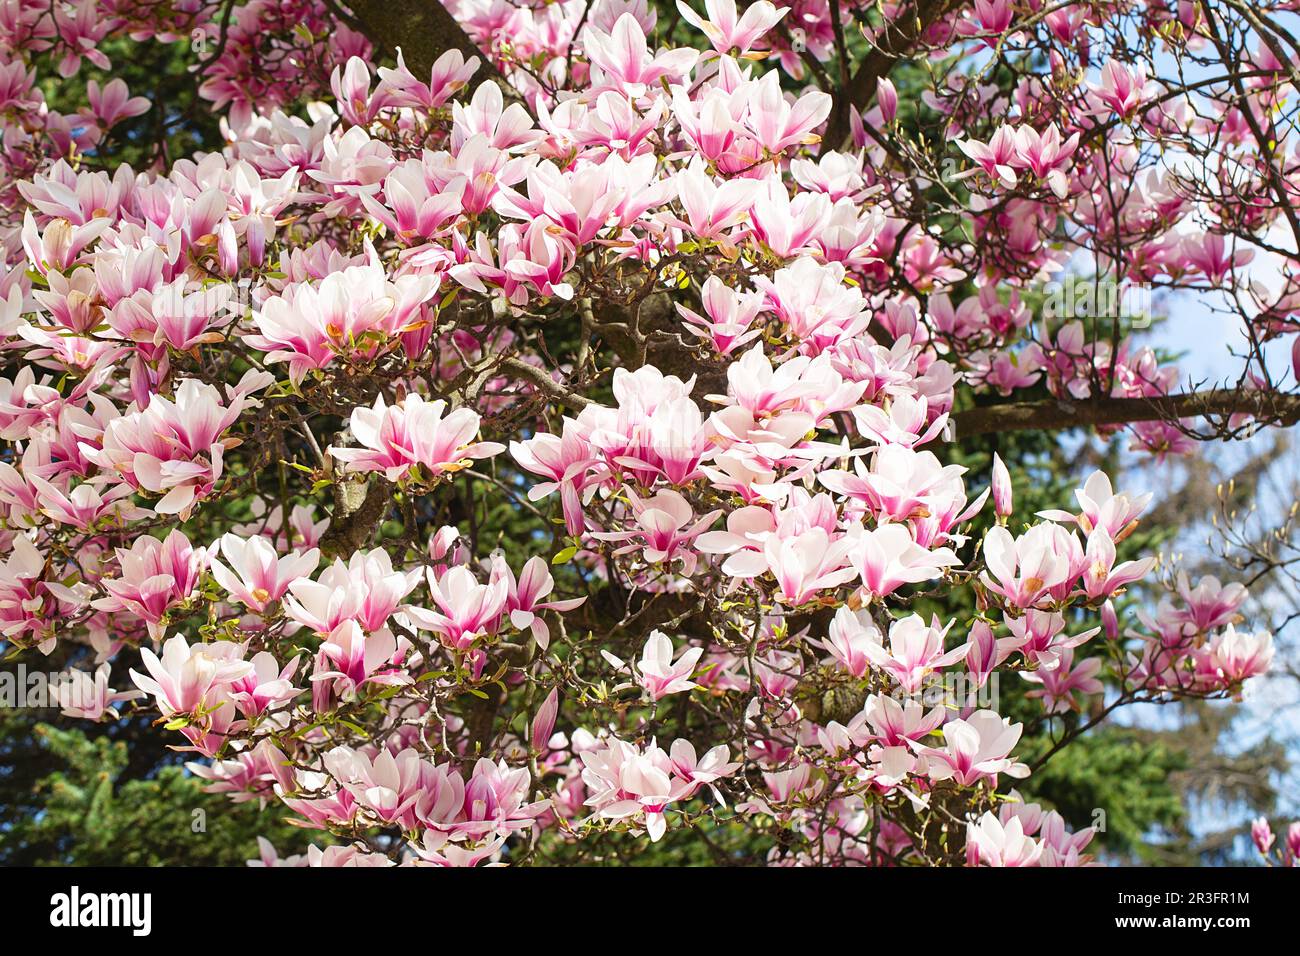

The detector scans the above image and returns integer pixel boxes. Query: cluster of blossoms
[1252,817,1300,867]
[965,791,1098,867]
[0,0,1290,866]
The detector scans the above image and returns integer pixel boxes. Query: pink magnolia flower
[852,524,960,601]
[750,182,832,258]
[765,526,860,606]
[966,812,1043,867]
[720,344,864,423]
[406,565,509,650]
[331,56,389,126]
[532,688,560,751]
[864,614,966,695]
[92,530,209,638]
[0,534,85,652]
[189,740,295,807]
[980,524,1077,609]
[1171,572,1247,632]
[583,13,699,96]
[284,548,422,635]
[247,263,439,379]
[1026,803,1097,867]
[861,693,947,747]
[452,757,549,839]
[359,162,466,241]
[676,0,787,56]
[311,620,405,697]
[674,158,762,242]
[21,212,112,275]
[327,745,434,828]
[1012,124,1079,198]
[495,554,586,650]
[745,73,832,153]
[234,502,330,552]
[83,78,150,127]
[1021,647,1104,714]
[27,475,143,529]
[210,533,320,614]
[113,275,234,352]
[606,630,703,701]
[497,160,628,245]
[612,394,712,485]
[451,219,574,305]
[51,664,141,720]
[820,444,983,548]
[580,736,676,842]
[510,418,602,535]
[965,619,1024,688]
[759,764,818,805]
[677,276,765,357]
[1208,624,1274,684]
[853,393,948,448]
[276,764,360,829]
[130,635,253,756]
[1102,600,1119,641]
[1178,232,1254,285]
[752,646,803,699]
[412,831,505,868]
[580,734,737,842]
[1004,609,1097,669]
[667,738,740,798]
[1252,816,1274,855]
[377,48,479,110]
[1038,469,1152,538]
[877,78,898,123]
[1080,528,1155,600]
[921,710,1029,787]
[82,378,249,516]
[452,80,537,153]
[818,606,883,678]
[305,845,394,868]
[227,650,302,717]
[1091,62,1150,117]
[753,257,870,353]
[590,489,721,576]
[671,85,750,167]
[329,393,505,483]
[695,504,778,577]
[957,126,1021,188]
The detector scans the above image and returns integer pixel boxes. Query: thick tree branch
[319,475,393,558]
[948,389,1300,439]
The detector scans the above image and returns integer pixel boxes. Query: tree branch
[948,389,1300,439]
[319,475,393,558]
[821,0,956,152]
[498,357,593,410]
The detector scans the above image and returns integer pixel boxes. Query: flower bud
[1252,816,1274,856]
[531,687,559,751]
[991,453,1012,519]
[878,78,898,124]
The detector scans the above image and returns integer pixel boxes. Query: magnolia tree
[1,0,1296,867]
